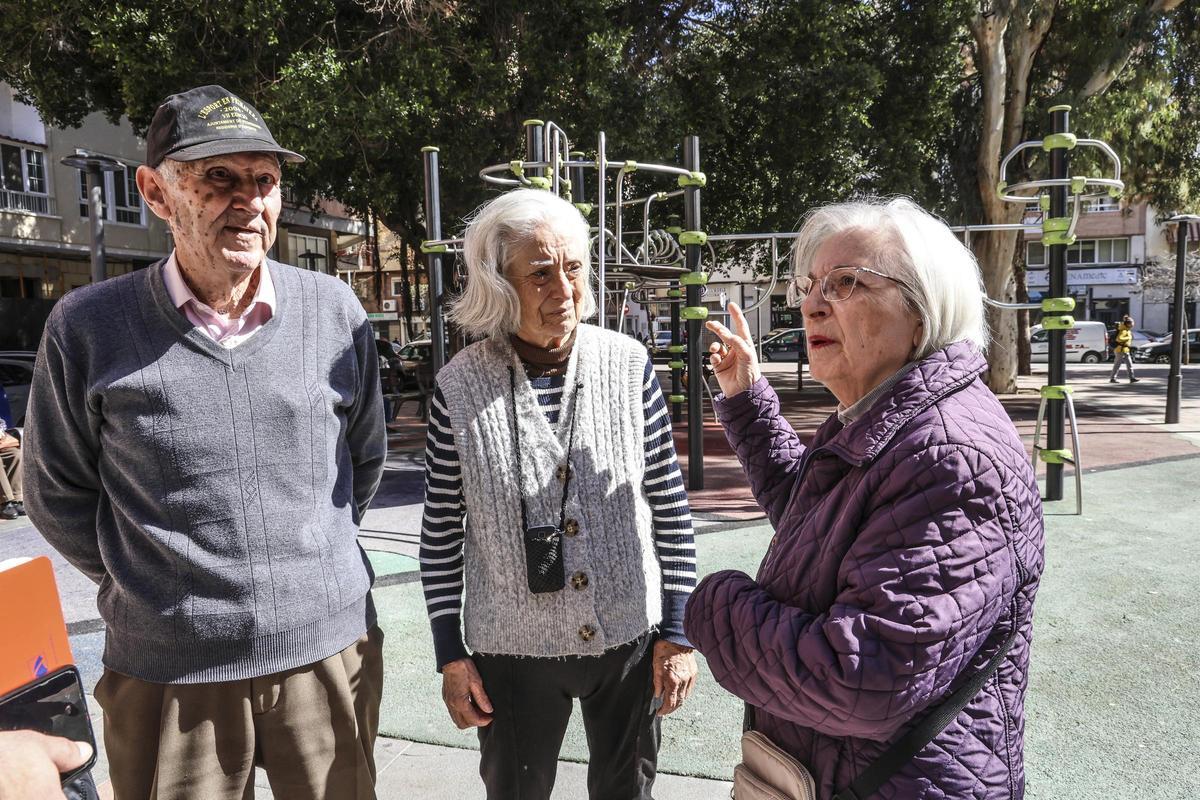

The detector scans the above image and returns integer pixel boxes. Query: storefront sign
[367,312,398,321]
[1026,267,1138,288]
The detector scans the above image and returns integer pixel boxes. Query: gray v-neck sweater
[23,258,387,683]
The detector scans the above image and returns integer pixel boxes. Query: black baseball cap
[145,85,304,167]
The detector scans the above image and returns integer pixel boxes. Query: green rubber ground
[372,458,1200,794]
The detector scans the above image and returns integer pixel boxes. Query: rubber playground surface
[367,456,1200,797]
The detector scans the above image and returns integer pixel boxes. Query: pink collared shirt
[162,253,276,348]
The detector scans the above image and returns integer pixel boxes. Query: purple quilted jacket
[685,343,1044,799]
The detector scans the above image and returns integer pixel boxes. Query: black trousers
[473,635,660,800]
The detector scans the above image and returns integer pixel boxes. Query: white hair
[449,189,596,339]
[155,157,184,186]
[790,197,989,358]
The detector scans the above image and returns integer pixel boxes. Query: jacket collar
[815,341,988,466]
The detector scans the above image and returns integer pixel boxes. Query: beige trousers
[0,444,21,502]
[94,626,384,800]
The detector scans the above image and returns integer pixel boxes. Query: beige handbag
[733,730,817,800]
[732,630,1016,800]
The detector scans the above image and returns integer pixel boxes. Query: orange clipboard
[0,556,74,698]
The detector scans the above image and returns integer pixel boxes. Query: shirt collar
[837,361,919,425]
[161,251,276,317]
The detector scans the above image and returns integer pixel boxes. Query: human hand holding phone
[0,729,93,800]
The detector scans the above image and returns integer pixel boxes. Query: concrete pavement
[3,360,1199,798]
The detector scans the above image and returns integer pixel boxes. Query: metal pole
[1167,219,1189,424]
[569,150,587,208]
[597,133,607,329]
[671,288,682,425]
[1045,105,1071,501]
[524,120,545,179]
[422,146,447,372]
[683,135,703,490]
[86,166,106,284]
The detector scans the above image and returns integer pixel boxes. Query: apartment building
[0,83,367,349]
[1022,199,1200,333]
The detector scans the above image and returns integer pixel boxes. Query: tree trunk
[1014,231,1031,376]
[371,209,384,311]
[398,237,416,339]
[974,229,1021,392]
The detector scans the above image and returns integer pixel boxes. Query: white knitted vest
[437,324,661,656]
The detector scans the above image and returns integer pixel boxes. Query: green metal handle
[681,306,709,320]
[1040,297,1075,313]
[667,345,687,353]
[1041,315,1075,330]
[678,230,708,246]
[1037,448,1075,465]
[1040,385,1074,399]
[1042,133,1078,151]
[680,271,709,286]
[421,241,448,254]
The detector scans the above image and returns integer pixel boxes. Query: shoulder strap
[831,629,1017,800]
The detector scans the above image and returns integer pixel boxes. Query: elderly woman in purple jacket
[685,197,1044,799]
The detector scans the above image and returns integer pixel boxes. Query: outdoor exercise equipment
[992,105,1124,512]
[418,109,1118,498]
[421,120,724,489]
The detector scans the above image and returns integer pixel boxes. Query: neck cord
[508,365,582,533]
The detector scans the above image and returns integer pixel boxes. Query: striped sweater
[421,354,696,669]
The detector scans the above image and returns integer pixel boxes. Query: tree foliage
[2,0,1198,373]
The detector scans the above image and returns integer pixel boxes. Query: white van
[1029,321,1109,363]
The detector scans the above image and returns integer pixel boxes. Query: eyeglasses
[785,265,909,308]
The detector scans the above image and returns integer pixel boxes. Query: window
[1030,329,1048,344]
[0,142,53,214]
[1,145,23,192]
[288,233,329,271]
[76,157,143,225]
[1084,197,1118,212]
[1066,240,1096,265]
[391,278,403,296]
[25,150,45,193]
[1027,242,1046,267]
[1029,238,1128,266]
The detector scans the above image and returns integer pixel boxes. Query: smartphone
[0,664,98,786]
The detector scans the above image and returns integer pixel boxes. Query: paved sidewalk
[3,360,1198,798]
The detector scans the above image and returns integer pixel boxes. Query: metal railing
[0,189,57,216]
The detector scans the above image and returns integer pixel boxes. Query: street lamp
[61,154,123,285]
[1165,214,1199,424]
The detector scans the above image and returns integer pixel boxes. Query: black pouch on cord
[523,524,566,593]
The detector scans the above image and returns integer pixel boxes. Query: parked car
[760,328,806,362]
[1132,329,1200,363]
[649,329,676,362]
[395,339,433,387]
[1029,321,1109,364]
[755,327,792,345]
[0,355,35,427]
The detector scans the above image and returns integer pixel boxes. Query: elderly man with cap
[22,85,388,799]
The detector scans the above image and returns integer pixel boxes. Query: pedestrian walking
[419,189,698,800]
[23,85,387,800]
[1110,314,1140,383]
[687,198,1045,799]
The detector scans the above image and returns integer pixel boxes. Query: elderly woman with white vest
[418,189,699,800]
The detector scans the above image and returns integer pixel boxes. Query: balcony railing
[0,189,57,216]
